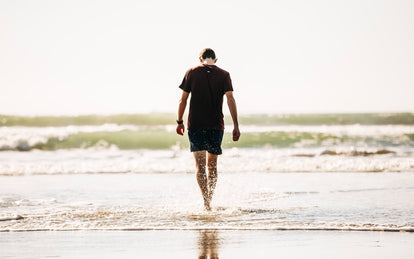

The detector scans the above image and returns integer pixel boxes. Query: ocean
[1,113,414,233]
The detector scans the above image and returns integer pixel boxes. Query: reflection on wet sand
[198,230,220,259]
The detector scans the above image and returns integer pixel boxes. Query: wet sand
[1,230,414,258]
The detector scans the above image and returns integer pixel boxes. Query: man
[176,48,240,211]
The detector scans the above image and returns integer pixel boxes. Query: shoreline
[1,227,414,233]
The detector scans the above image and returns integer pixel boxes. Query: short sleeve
[178,69,191,93]
[223,72,233,93]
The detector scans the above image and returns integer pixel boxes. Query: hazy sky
[1,0,413,115]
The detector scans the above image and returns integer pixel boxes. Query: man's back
[179,64,233,130]
[175,48,240,211]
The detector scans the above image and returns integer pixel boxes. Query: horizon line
[1,110,414,117]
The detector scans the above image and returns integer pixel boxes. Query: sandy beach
[1,230,414,258]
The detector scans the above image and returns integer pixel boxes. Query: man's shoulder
[186,65,230,76]
[214,66,230,75]
[183,65,203,78]
[187,64,204,72]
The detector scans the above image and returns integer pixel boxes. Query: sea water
[0,113,413,232]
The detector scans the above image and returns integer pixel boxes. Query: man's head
[199,48,217,64]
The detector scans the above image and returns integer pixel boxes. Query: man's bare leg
[207,153,218,206]
[193,151,210,210]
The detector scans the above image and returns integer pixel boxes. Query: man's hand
[176,124,185,136]
[225,91,240,142]
[232,127,240,141]
[176,91,189,136]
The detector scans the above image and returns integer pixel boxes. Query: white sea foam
[0,148,413,176]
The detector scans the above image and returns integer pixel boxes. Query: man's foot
[204,201,211,211]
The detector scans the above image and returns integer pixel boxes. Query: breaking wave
[1,124,414,151]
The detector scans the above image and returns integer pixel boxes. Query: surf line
[1,226,413,232]
[0,215,24,222]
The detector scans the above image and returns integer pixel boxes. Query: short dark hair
[200,48,216,59]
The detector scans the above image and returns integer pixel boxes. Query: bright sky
[1,0,413,115]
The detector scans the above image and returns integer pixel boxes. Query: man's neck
[202,58,216,65]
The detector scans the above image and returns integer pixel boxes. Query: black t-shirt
[179,64,233,130]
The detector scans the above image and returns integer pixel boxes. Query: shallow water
[1,172,413,232]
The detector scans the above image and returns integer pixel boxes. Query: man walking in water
[176,48,240,211]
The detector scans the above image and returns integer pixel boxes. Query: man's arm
[225,91,240,141]
[176,90,189,136]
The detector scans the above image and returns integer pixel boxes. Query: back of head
[199,48,216,60]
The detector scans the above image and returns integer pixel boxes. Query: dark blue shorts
[188,129,224,155]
